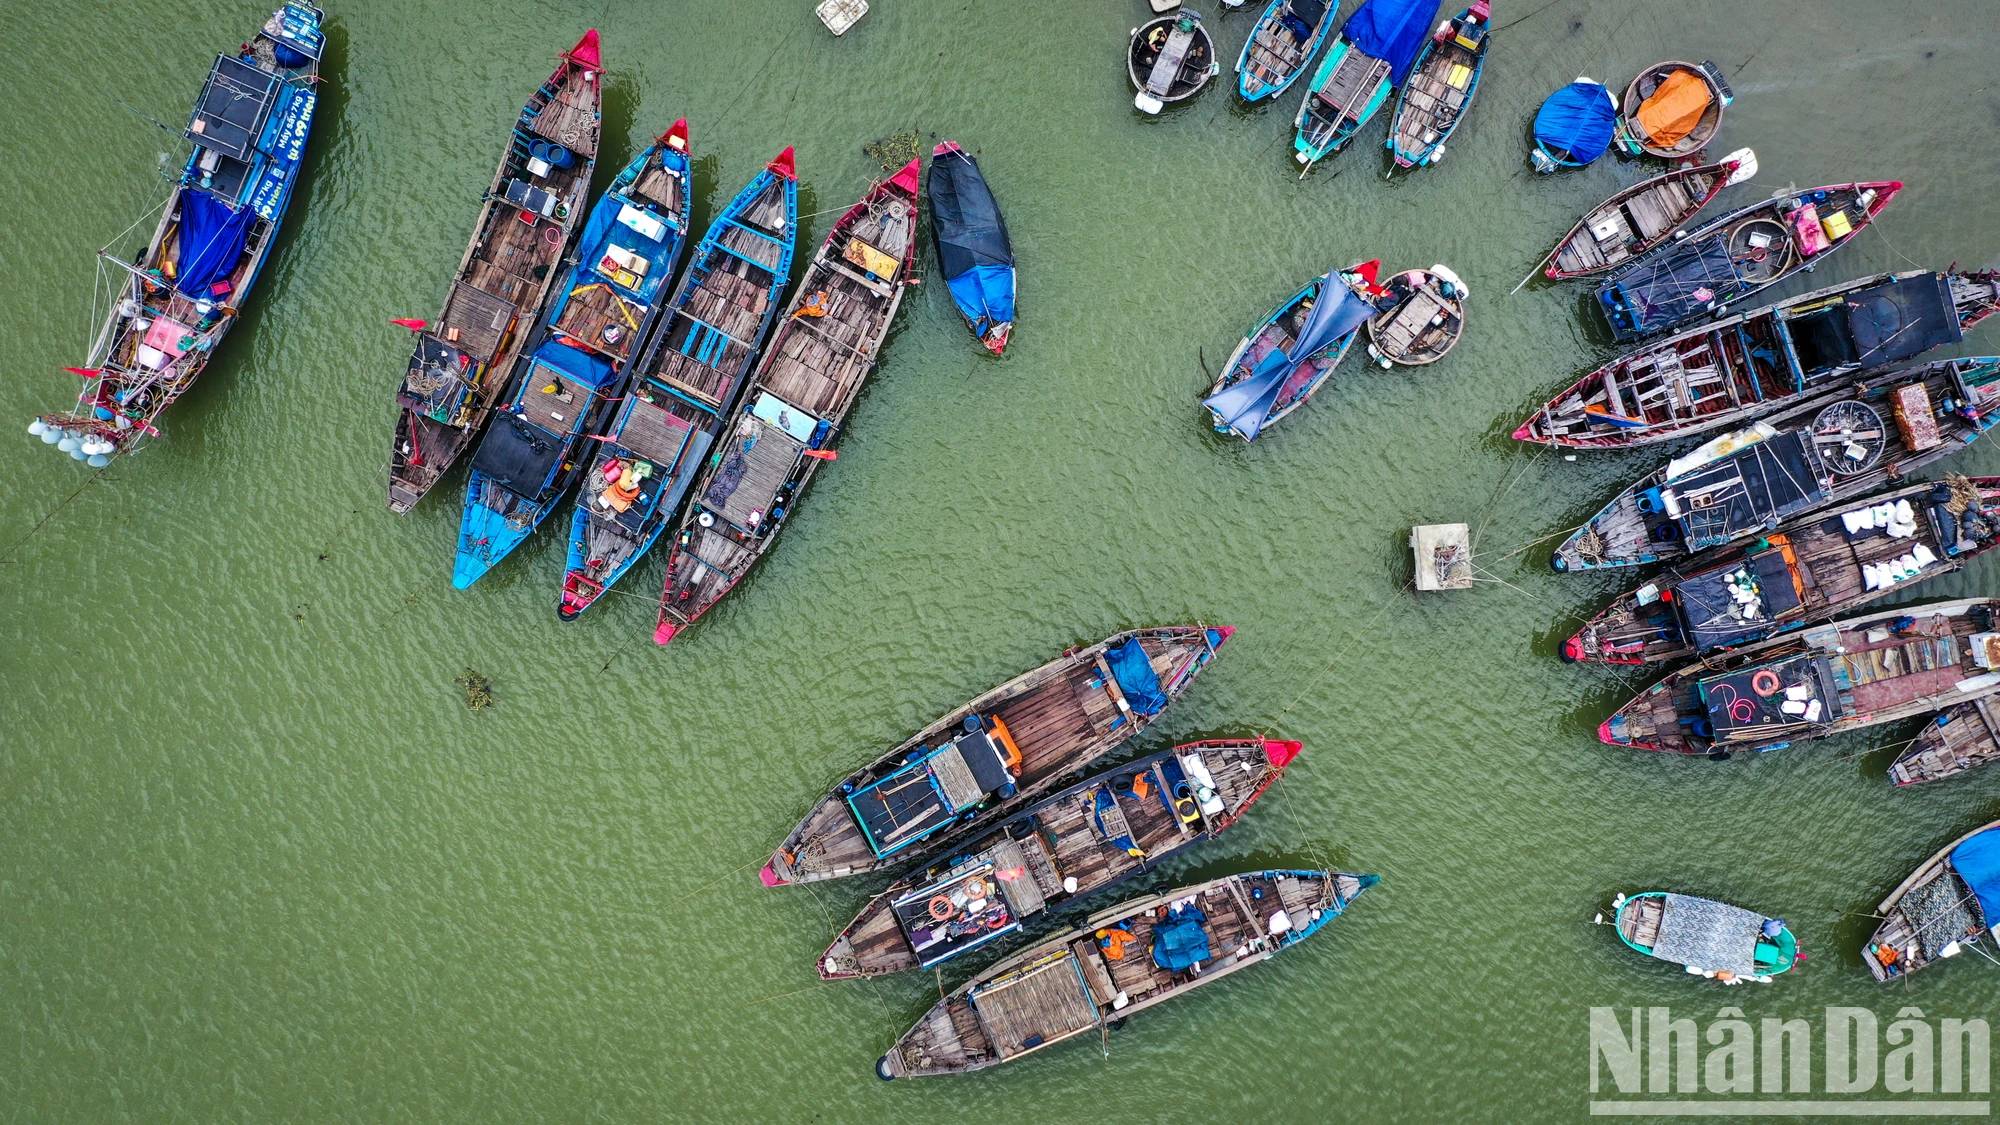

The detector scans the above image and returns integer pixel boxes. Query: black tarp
[470,414,563,497]
[1598,239,1740,341]
[927,149,1013,280]
[1677,547,1804,651]
[185,54,279,164]
[1850,273,1962,368]
[1700,653,1843,744]
[1671,430,1828,551]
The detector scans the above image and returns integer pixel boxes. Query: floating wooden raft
[387,31,602,513]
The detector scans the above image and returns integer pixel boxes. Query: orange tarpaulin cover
[1633,70,1711,148]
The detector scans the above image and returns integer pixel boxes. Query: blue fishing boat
[1293,0,1439,169]
[1530,78,1617,173]
[927,142,1014,355]
[557,149,798,619]
[452,122,694,589]
[29,4,323,465]
[1387,1,1489,169]
[1236,0,1335,103]
[1202,261,1380,440]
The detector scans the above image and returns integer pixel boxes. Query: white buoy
[28,420,46,436]
[57,437,79,453]
[41,429,61,444]
[70,448,88,461]
[87,454,110,467]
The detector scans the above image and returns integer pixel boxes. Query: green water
[6,0,2000,1120]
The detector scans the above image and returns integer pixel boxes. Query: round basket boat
[1619,60,1730,159]
[1366,266,1468,367]
[1129,10,1218,114]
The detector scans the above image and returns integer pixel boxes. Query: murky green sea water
[6,1,2000,1120]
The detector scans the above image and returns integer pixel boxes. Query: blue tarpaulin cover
[1951,827,2000,929]
[176,190,254,297]
[529,338,616,388]
[1343,0,1441,85]
[928,148,1015,336]
[1105,637,1169,715]
[1204,278,1373,440]
[1534,81,1618,165]
[1151,903,1212,971]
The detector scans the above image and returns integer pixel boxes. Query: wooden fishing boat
[387,31,602,514]
[652,161,920,644]
[876,868,1374,1078]
[1549,357,2000,573]
[1386,2,1490,169]
[1529,78,1618,173]
[452,122,693,589]
[1515,269,2000,451]
[1293,0,1440,169]
[1862,820,2000,980]
[1564,476,2000,665]
[1893,700,2000,786]
[1236,0,1336,104]
[557,151,797,620]
[820,739,1298,979]
[1202,261,1379,440]
[30,4,324,465]
[1611,892,1798,983]
[1599,597,2000,757]
[1596,182,1904,343]
[761,626,1233,887]
[1129,10,1218,115]
[1616,60,1732,160]
[927,142,1014,355]
[1365,265,1466,366]
[1538,149,1757,280]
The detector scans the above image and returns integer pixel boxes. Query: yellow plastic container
[1446,63,1472,90]
[1821,210,1854,241]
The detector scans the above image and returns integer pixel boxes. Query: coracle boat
[1863,820,2000,980]
[1538,149,1757,280]
[1529,79,1618,173]
[876,869,1374,1078]
[1386,2,1490,169]
[1294,0,1439,169]
[387,31,602,514]
[927,142,1014,355]
[1596,182,1903,343]
[557,151,798,620]
[1202,261,1380,440]
[1564,475,2000,665]
[1515,269,2000,451]
[1129,10,1219,115]
[1236,0,1335,104]
[1612,892,1798,984]
[31,5,323,466]
[1615,60,1732,160]
[761,626,1232,887]
[819,739,1298,979]
[653,161,919,644]
[452,122,693,589]
[1893,699,2000,786]
[1365,265,1466,366]
[1549,356,2000,573]
[1599,597,2000,757]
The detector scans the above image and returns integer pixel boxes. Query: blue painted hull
[1293,38,1397,165]
[1387,6,1488,167]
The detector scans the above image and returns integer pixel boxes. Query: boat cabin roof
[186,54,280,164]
[847,721,1019,858]
[1787,273,1959,376]
[1698,651,1845,743]
[1675,544,1805,651]
[1650,430,1827,552]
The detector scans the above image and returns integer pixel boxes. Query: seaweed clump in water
[863,131,921,174]
[454,668,494,712]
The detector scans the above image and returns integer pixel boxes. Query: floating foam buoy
[70,448,88,461]
[28,420,46,436]
[87,454,110,467]
[57,437,78,453]
[41,429,61,444]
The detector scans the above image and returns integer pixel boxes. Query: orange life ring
[961,877,989,899]
[927,896,953,921]
[1751,670,1781,697]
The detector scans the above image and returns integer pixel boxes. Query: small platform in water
[1411,523,1471,590]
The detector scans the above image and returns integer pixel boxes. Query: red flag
[390,318,427,331]
[63,367,100,377]
[802,449,837,461]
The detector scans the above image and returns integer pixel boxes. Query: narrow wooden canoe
[452,122,694,589]
[1550,357,2000,573]
[1565,477,2000,665]
[557,150,798,620]
[388,31,602,513]
[1202,261,1378,440]
[1387,2,1489,169]
[761,626,1233,887]
[1236,0,1336,103]
[820,739,1297,979]
[1364,265,1466,366]
[1596,182,1903,343]
[653,161,920,644]
[1540,149,1756,280]
[1514,270,2000,451]
[1613,891,1798,983]
[1130,10,1219,114]
[1293,0,1439,168]
[1599,597,2000,756]
[1893,700,2000,786]
[1616,60,1731,160]
[927,142,1015,354]
[877,869,1374,1077]
[33,4,324,465]
[1862,820,2000,981]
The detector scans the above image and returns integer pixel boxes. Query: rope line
[0,468,110,563]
